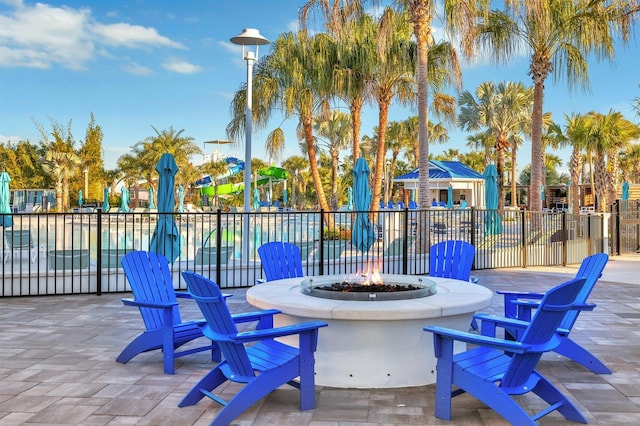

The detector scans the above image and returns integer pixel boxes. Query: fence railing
[1,207,606,297]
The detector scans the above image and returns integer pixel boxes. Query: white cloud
[92,23,184,49]
[122,62,154,76]
[0,1,184,70]
[162,58,202,74]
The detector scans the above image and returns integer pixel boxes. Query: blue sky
[1,0,638,174]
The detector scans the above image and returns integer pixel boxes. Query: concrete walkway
[0,254,639,425]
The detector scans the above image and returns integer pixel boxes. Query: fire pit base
[246,275,493,389]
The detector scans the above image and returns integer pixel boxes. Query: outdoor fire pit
[246,274,493,388]
[300,274,437,301]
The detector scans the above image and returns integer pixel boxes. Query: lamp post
[230,28,269,262]
[83,169,88,199]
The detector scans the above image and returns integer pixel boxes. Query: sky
[1,0,639,175]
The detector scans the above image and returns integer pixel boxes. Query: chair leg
[532,373,588,423]
[179,366,228,407]
[555,338,612,374]
[212,367,296,426]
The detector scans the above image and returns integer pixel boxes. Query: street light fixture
[230,28,269,261]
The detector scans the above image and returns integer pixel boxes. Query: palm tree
[475,0,637,212]
[585,110,640,211]
[313,110,353,209]
[458,81,533,210]
[619,142,640,184]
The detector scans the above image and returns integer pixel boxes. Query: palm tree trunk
[371,99,390,215]
[569,147,581,215]
[511,146,517,207]
[302,119,332,226]
[530,80,544,213]
[351,99,363,161]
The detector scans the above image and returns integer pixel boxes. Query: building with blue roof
[394,160,486,207]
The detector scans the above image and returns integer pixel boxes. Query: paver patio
[1,255,639,425]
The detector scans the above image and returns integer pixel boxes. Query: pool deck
[1,254,639,425]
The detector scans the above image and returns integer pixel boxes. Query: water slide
[198,163,289,198]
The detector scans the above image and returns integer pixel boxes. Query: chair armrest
[230,321,328,343]
[176,291,232,299]
[496,290,544,298]
[121,298,177,309]
[231,309,281,324]
[425,325,526,354]
[474,313,530,330]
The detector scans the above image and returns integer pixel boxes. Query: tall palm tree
[301,0,485,212]
[585,110,640,210]
[458,81,533,210]
[475,0,637,212]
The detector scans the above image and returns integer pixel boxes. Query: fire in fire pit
[300,273,437,301]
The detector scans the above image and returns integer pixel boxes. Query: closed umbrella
[120,187,130,213]
[483,165,502,236]
[102,188,110,211]
[283,181,288,205]
[148,187,156,210]
[149,153,180,263]
[253,187,260,210]
[446,186,453,209]
[622,181,630,201]
[177,185,185,213]
[347,186,354,211]
[78,190,83,208]
[351,158,376,252]
[0,172,13,228]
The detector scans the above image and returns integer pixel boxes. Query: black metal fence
[610,200,640,255]
[1,207,606,297]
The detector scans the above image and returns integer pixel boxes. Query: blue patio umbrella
[446,186,453,209]
[351,158,376,252]
[483,165,502,236]
[149,153,180,263]
[148,187,156,209]
[120,187,130,213]
[102,188,110,211]
[177,185,185,213]
[0,172,13,227]
[347,186,354,211]
[622,181,630,201]
[78,190,83,208]
[283,181,288,205]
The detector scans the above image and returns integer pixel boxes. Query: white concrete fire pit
[246,274,493,388]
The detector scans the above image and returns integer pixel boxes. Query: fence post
[96,208,102,296]
[319,209,325,276]
[561,211,567,266]
[215,208,222,285]
[402,207,409,275]
[612,201,620,256]
[587,214,592,256]
[520,209,527,268]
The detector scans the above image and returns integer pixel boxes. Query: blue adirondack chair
[179,271,328,426]
[487,252,610,374]
[429,240,475,282]
[429,240,479,328]
[118,251,277,374]
[425,277,594,425]
[257,241,304,281]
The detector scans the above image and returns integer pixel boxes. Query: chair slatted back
[560,253,608,330]
[121,251,182,329]
[181,271,255,379]
[429,240,475,281]
[501,278,586,391]
[258,241,304,281]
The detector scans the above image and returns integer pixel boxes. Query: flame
[352,259,383,286]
